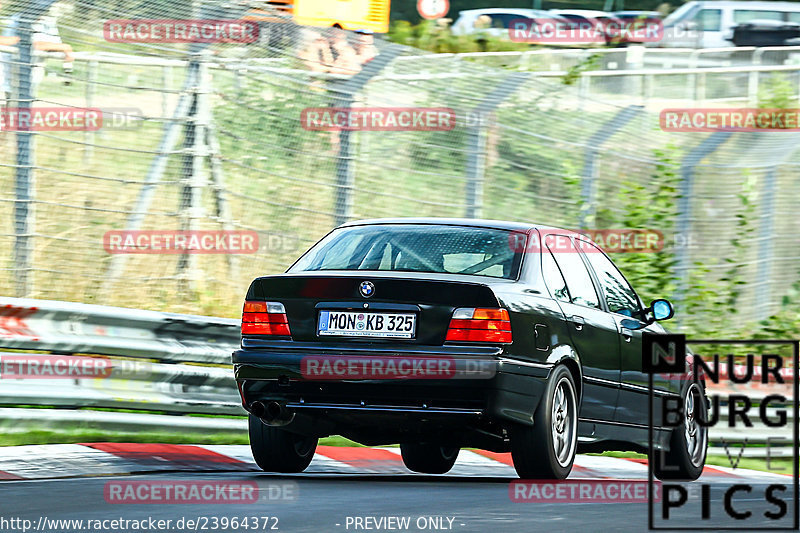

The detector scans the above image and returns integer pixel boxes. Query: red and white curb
[0,443,790,482]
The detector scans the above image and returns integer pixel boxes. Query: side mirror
[649,299,674,321]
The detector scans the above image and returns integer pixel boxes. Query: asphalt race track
[4,473,796,533]
[1,445,796,532]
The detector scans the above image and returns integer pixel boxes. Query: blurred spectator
[300,27,374,76]
[326,28,360,75]
[472,15,491,52]
[353,29,377,66]
[0,6,75,99]
[298,29,334,73]
[474,14,492,30]
[0,0,19,103]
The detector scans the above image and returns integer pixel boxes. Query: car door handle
[570,315,585,331]
[621,327,633,342]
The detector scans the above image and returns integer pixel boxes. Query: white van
[659,1,800,47]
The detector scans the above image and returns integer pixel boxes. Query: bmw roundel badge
[359,281,375,298]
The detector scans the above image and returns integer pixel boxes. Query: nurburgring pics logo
[644,335,799,530]
[300,107,456,131]
[103,230,259,254]
[300,355,496,380]
[103,20,259,43]
[660,108,800,132]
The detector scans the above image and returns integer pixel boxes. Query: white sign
[417,0,449,20]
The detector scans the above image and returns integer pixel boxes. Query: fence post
[674,132,733,313]
[578,75,589,109]
[755,168,777,320]
[12,1,58,297]
[100,1,245,296]
[578,105,643,229]
[83,59,97,164]
[161,65,172,119]
[330,46,402,227]
[465,72,529,218]
[687,49,700,100]
[176,54,210,293]
[747,70,760,107]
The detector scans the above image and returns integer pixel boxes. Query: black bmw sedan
[233,218,707,480]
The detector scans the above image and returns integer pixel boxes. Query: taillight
[241,301,291,337]
[445,307,512,344]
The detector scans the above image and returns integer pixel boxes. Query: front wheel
[510,365,578,479]
[248,414,318,473]
[400,443,459,474]
[654,381,708,481]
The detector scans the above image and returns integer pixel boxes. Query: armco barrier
[0,297,793,455]
[0,296,245,432]
[0,296,238,363]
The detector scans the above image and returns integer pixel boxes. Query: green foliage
[561,53,601,86]
[719,172,757,311]
[758,73,796,110]
[606,145,681,303]
[603,148,798,342]
[752,278,800,340]
[388,19,534,54]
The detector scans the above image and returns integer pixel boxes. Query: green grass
[0,429,362,448]
[705,456,794,475]
[588,450,794,475]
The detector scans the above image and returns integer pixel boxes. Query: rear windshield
[289,224,524,280]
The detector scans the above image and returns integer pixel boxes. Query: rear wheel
[654,381,707,481]
[248,414,317,473]
[400,443,460,474]
[510,365,578,479]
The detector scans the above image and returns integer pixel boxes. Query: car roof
[338,217,567,233]
[679,0,800,7]
[456,8,542,17]
[550,9,611,17]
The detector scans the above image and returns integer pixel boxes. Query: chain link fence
[0,0,798,326]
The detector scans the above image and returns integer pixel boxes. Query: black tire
[653,381,708,481]
[248,414,318,473]
[510,365,578,479]
[400,443,460,474]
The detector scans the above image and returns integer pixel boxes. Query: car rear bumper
[233,345,551,432]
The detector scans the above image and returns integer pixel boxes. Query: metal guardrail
[0,297,793,457]
[0,296,245,433]
[3,46,798,121]
[0,296,238,363]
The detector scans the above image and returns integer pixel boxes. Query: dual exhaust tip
[250,400,295,426]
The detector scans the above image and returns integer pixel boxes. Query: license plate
[318,310,416,339]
